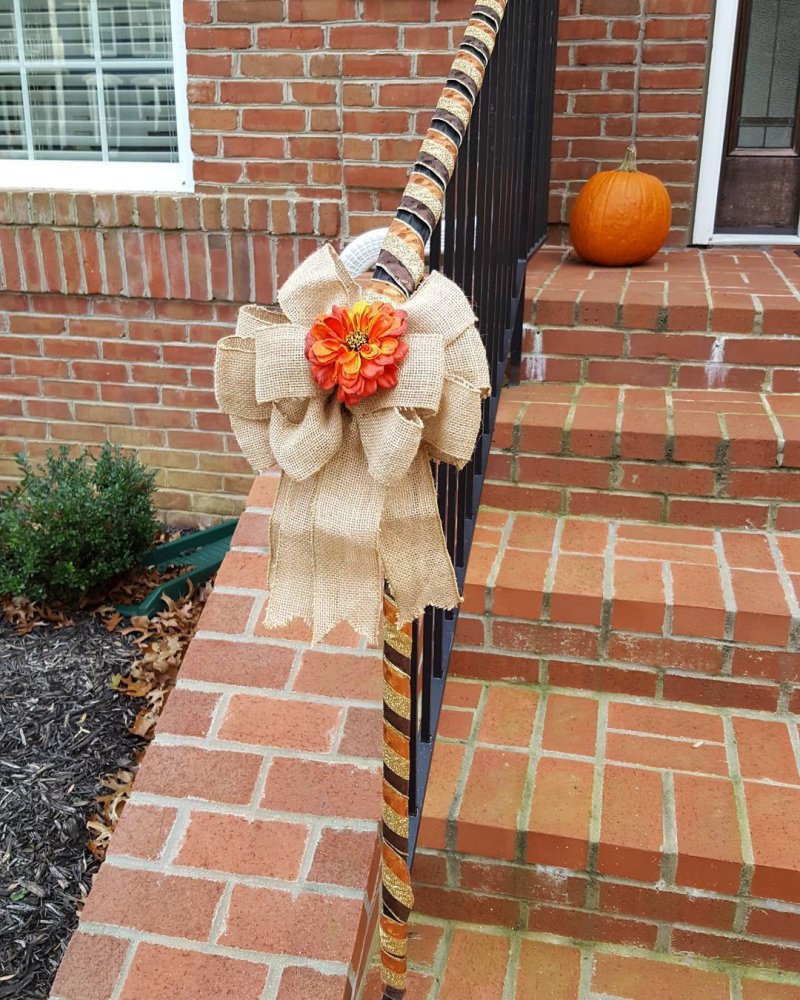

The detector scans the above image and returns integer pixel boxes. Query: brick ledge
[52,473,383,1000]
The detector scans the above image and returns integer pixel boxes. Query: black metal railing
[405,0,559,860]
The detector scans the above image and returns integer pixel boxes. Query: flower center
[345,329,369,351]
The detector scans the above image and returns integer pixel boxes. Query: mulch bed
[0,559,211,1000]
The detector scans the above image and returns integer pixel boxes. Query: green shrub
[0,444,159,603]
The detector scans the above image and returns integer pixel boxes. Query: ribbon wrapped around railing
[214,244,490,645]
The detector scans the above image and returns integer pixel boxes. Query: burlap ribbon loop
[214,244,490,645]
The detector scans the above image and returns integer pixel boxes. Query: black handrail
[406,0,559,861]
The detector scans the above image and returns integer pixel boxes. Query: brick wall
[1,0,715,520]
[0,0,473,521]
[550,0,712,244]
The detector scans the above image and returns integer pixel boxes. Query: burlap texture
[214,244,490,645]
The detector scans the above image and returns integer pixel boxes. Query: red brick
[514,939,582,999]
[609,701,723,741]
[612,559,665,633]
[418,743,466,850]
[413,883,521,929]
[550,554,605,626]
[196,593,254,634]
[598,766,664,881]
[608,727,727,772]
[607,633,724,674]
[740,981,800,1000]
[671,928,800,973]
[747,784,800,903]
[221,885,362,961]
[292,651,381,702]
[747,906,800,946]
[176,812,308,879]
[157,688,219,738]
[218,694,341,751]
[541,693,599,756]
[663,673,779,712]
[309,827,379,889]
[734,718,800,785]
[134,744,263,805]
[674,774,743,893]
[106,803,177,862]
[339,705,382,758]
[477,684,539,747]
[671,562,727,640]
[730,569,791,646]
[599,881,736,930]
[527,758,594,868]
[261,757,381,820]
[591,953,729,1000]
[51,932,129,1000]
[457,747,529,859]
[81,867,223,939]
[438,928,511,1000]
[528,906,658,948]
[275,968,352,1000]
[119,945,267,1000]
[180,639,293,689]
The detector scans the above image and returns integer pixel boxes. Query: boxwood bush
[0,444,159,603]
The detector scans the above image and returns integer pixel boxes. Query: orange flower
[305,299,409,407]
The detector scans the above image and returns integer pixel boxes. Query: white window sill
[0,160,194,194]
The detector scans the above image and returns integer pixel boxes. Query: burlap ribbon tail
[214,244,490,645]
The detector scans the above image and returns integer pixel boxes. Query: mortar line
[209,881,234,945]
[587,699,609,881]
[713,529,738,647]
[761,392,785,467]
[501,932,522,1000]
[541,517,565,622]
[107,939,139,1000]
[515,688,549,865]
[766,532,800,649]
[660,770,678,886]
[723,714,755,933]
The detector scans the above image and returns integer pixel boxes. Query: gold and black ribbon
[380,595,415,998]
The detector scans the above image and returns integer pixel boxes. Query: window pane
[105,69,177,161]
[0,72,26,156]
[22,1,93,62]
[0,7,18,62]
[737,0,800,149]
[1,0,180,165]
[99,0,171,59]
[28,70,101,159]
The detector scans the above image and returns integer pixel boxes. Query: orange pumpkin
[570,145,672,267]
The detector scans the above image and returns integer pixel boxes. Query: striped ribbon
[379,595,415,998]
[367,0,508,308]
[370,4,509,995]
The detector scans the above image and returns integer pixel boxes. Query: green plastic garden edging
[115,518,239,617]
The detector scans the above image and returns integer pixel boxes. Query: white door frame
[692,0,800,245]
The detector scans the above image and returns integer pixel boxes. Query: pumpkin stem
[620,144,638,172]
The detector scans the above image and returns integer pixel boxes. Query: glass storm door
[715,0,800,233]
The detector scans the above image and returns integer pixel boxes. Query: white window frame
[0,0,193,193]
[693,0,800,245]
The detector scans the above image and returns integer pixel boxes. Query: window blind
[0,0,179,163]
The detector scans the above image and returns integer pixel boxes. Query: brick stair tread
[419,680,800,908]
[465,508,800,650]
[494,383,800,471]
[359,913,800,999]
[526,247,800,335]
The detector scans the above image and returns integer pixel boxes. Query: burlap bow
[214,244,490,645]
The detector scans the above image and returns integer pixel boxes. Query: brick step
[456,508,800,713]
[415,679,800,973]
[523,247,800,390]
[359,913,800,999]
[485,383,800,530]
